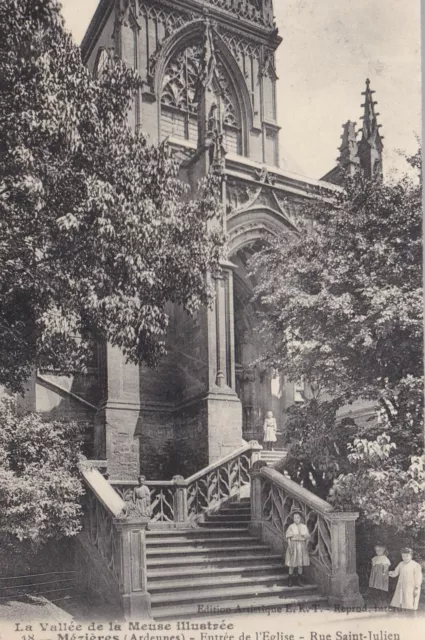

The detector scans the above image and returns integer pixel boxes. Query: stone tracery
[160,37,242,152]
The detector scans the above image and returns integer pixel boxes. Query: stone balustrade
[250,465,364,607]
[78,446,364,613]
[78,466,151,619]
[112,440,263,527]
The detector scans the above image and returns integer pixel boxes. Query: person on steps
[285,511,310,586]
[263,410,277,451]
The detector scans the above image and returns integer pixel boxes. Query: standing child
[368,544,391,607]
[263,410,277,451]
[389,548,423,612]
[285,511,310,586]
[133,475,152,518]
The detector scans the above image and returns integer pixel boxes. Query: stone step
[146,527,250,537]
[152,594,328,620]
[146,553,283,569]
[147,562,286,580]
[150,582,319,606]
[206,512,251,520]
[216,508,251,516]
[148,572,290,593]
[146,543,272,558]
[260,452,287,458]
[147,534,255,547]
[198,520,249,528]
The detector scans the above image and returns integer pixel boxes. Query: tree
[280,398,358,498]
[251,166,422,406]
[251,160,423,535]
[0,397,84,546]
[329,436,425,536]
[0,0,225,392]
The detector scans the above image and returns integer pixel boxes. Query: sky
[61,0,421,180]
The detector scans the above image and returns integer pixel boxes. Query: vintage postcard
[0,1,423,640]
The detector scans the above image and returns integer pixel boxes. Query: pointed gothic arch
[152,20,254,155]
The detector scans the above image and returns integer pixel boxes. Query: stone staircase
[146,499,326,620]
[259,448,287,467]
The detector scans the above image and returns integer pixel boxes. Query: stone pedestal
[327,513,364,607]
[114,517,152,619]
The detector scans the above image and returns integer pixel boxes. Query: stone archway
[231,246,277,442]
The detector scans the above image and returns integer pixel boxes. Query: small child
[263,410,277,451]
[133,475,152,518]
[389,547,423,612]
[368,544,391,606]
[285,511,310,586]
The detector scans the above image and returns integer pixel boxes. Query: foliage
[251,159,423,530]
[0,0,225,392]
[148,437,202,479]
[251,169,422,401]
[329,436,425,535]
[281,398,357,498]
[0,397,84,546]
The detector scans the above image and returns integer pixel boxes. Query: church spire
[337,120,360,176]
[357,78,384,180]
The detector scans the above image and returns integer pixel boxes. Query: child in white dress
[368,544,391,606]
[263,411,277,451]
[285,511,310,586]
[389,548,423,612]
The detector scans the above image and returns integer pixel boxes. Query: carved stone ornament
[202,0,275,28]
[227,183,257,212]
[254,167,275,185]
[262,49,277,78]
[119,476,152,519]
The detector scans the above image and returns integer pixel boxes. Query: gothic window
[94,47,110,79]
[160,46,242,154]
[161,45,202,143]
[216,60,242,155]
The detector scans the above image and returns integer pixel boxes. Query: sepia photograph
[0,0,423,638]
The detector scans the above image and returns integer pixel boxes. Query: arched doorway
[232,245,285,444]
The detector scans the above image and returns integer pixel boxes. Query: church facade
[27,0,383,482]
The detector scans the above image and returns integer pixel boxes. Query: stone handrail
[185,442,253,483]
[79,466,151,619]
[250,465,364,608]
[112,441,263,527]
[261,467,334,515]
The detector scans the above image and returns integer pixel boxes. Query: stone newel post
[327,512,364,607]
[172,475,189,525]
[114,517,152,619]
[249,461,265,539]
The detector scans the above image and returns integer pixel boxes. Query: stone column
[95,344,141,481]
[114,517,151,619]
[203,260,243,464]
[327,512,364,607]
